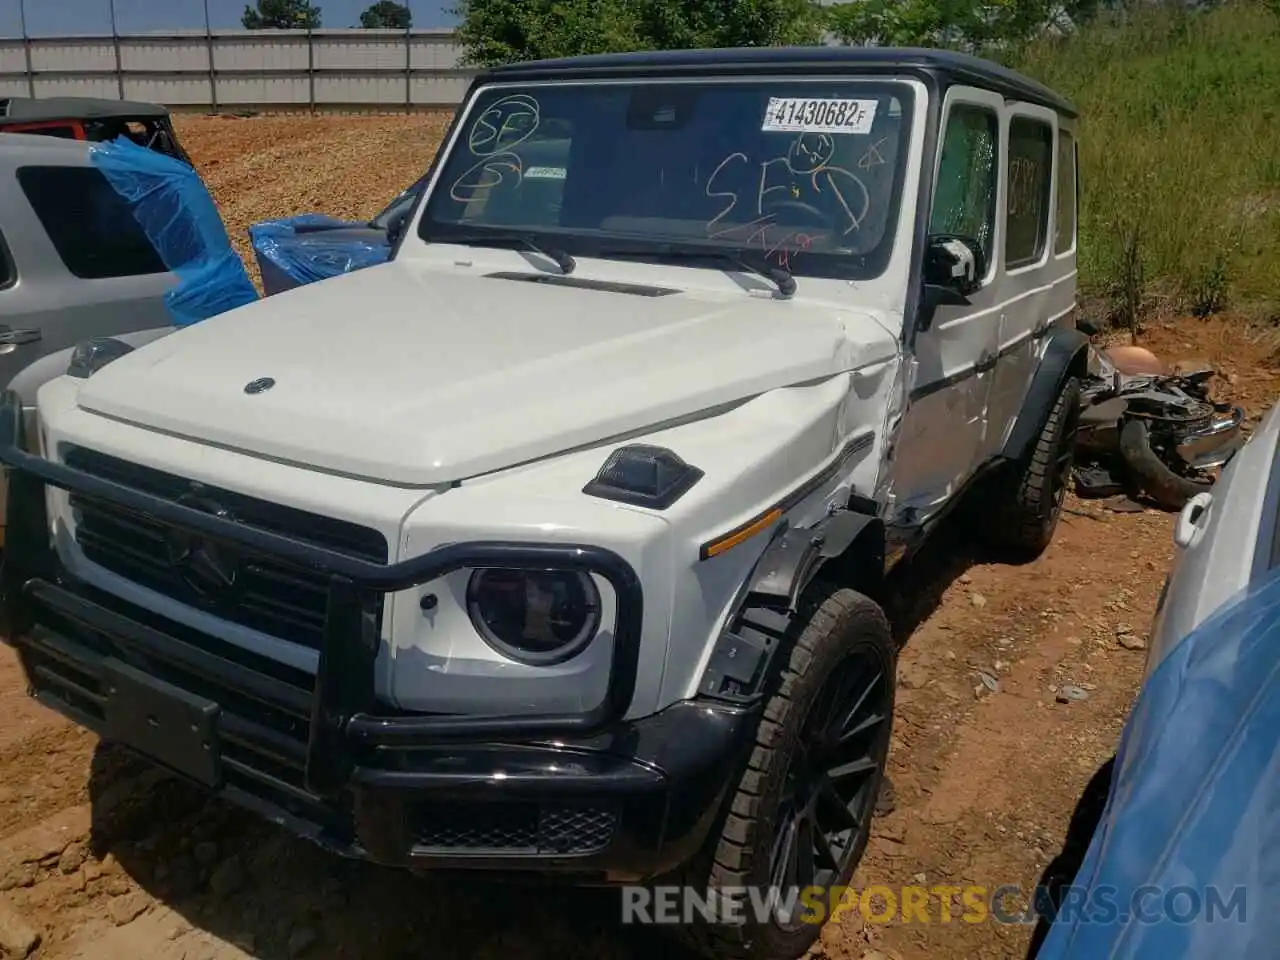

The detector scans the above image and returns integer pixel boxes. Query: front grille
[23,584,349,836]
[412,801,618,855]
[23,581,620,862]
[62,445,389,651]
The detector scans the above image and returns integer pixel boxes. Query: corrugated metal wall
[0,29,475,110]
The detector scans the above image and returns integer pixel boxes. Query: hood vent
[485,271,679,297]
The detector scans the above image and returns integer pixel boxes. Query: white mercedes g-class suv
[0,47,1082,959]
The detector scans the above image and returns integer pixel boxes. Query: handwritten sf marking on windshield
[704,133,872,266]
[450,94,542,203]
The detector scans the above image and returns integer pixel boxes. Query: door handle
[1173,491,1213,549]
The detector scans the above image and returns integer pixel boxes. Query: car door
[890,86,1005,522]
[0,141,175,390]
[981,102,1069,462]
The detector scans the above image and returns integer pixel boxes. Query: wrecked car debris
[1074,345,1244,510]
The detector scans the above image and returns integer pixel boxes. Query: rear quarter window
[16,165,167,280]
[1055,129,1077,255]
[0,229,13,289]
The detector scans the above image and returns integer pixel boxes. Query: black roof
[0,96,171,125]
[483,46,1076,118]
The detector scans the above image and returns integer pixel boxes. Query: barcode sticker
[761,98,878,135]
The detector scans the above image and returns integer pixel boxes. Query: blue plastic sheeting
[89,136,258,327]
[248,215,390,292]
[1037,566,1280,959]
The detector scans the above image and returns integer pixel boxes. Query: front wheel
[670,585,896,960]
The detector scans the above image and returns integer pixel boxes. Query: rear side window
[16,166,167,280]
[1055,129,1077,255]
[1005,117,1054,269]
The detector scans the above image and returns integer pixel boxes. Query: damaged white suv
[1,46,1083,959]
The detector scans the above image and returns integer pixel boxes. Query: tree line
[240,0,1115,57]
[242,0,411,29]
[451,0,1108,65]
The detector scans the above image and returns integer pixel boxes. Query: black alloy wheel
[768,652,890,929]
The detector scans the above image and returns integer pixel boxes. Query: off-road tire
[992,376,1081,559]
[1118,416,1213,511]
[669,585,896,960]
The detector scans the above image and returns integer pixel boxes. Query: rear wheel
[991,376,1081,559]
[670,585,896,960]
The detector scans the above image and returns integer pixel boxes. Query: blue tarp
[1037,566,1280,958]
[89,136,258,327]
[248,214,390,291]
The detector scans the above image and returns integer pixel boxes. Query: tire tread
[669,587,892,960]
[993,376,1081,556]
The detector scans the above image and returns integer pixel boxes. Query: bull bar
[0,389,646,800]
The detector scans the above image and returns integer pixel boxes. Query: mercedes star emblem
[244,377,275,395]
[166,494,240,602]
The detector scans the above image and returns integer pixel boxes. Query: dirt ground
[2,114,1279,960]
[175,112,453,289]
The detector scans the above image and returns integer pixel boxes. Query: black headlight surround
[465,567,603,666]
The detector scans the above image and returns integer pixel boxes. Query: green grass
[1012,2,1280,317]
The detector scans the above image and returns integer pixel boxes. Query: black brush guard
[0,390,774,871]
[0,390,645,787]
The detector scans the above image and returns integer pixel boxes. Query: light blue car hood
[1037,566,1280,958]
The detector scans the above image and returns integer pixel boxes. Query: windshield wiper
[439,231,576,275]
[599,246,796,298]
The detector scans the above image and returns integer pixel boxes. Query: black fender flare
[746,505,884,611]
[1001,325,1090,464]
[696,504,885,704]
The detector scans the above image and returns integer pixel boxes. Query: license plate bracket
[101,658,223,788]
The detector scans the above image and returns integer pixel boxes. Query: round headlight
[466,568,602,665]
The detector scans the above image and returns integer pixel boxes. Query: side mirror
[385,210,409,246]
[918,234,986,330]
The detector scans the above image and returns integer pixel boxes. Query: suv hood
[76,262,898,486]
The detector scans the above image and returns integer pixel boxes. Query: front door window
[930,104,999,275]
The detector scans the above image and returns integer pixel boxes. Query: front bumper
[0,392,755,879]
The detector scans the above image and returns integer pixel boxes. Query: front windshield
[419,79,915,281]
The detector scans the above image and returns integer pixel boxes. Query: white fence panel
[214,32,311,72]
[412,73,476,106]
[0,30,475,111]
[125,75,218,106]
[0,40,26,75]
[314,31,407,70]
[30,38,117,73]
[32,76,119,98]
[119,37,208,72]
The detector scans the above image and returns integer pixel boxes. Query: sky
[0,0,457,37]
